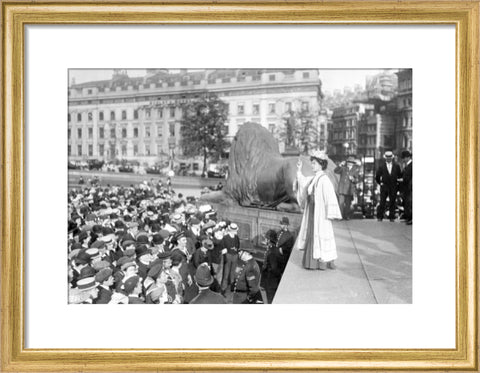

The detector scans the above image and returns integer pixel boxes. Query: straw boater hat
[384,151,394,159]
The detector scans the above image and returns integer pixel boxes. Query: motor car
[87,159,104,170]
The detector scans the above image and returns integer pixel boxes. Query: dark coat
[234,257,261,297]
[190,288,227,304]
[94,286,112,304]
[375,161,402,191]
[334,165,360,195]
[128,296,145,304]
[402,161,412,192]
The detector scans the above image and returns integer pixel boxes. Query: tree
[180,94,229,176]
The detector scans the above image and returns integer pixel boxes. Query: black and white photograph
[67,68,412,305]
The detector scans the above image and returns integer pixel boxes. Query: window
[110,111,115,120]
[237,104,244,115]
[68,129,71,139]
[145,127,150,138]
[253,104,260,115]
[169,107,175,118]
[302,102,309,111]
[77,113,82,122]
[99,127,104,139]
[110,128,116,138]
[268,123,275,133]
[88,112,93,121]
[133,128,139,138]
[122,145,127,156]
[77,128,82,139]
[68,145,71,156]
[99,144,104,156]
[99,111,104,121]
[88,128,93,139]
[145,109,151,119]
[122,128,127,138]
[157,124,163,136]
[88,145,93,156]
[157,108,163,118]
[134,110,138,119]
[68,114,71,122]
[285,102,292,112]
[303,72,310,79]
[169,122,175,137]
[122,110,127,120]
[193,163,199,171]
[269,74,275,81]
[87,89,92,95]
[133,144,138,156]
[145,144,150,156]
[77,145,82,156]
[268,103,275,114]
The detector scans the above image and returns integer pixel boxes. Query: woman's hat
[310,149,328,160]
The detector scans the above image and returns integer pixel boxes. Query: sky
[68,68,395,92]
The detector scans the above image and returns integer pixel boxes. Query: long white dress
[294,170,342,268]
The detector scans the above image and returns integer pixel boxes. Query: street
[273,219,412,304]
[68,170,223,197]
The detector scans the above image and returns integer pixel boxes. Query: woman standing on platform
[294,150,342,270]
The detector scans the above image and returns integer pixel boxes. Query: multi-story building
[394,69,413,153]
[357,106,396,158]
[68,69,322,165]
[328,103,373,159]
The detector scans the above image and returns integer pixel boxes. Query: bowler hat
[280,216,290,225]
[147,264,162,279]
[74,251,90,265]
[92,260,110,271]
[122,275,140,294]
[95,268,113,283]
[202,238,214,250]
[152,234,164,245]
[347,156,356,163]
[401,150,412,159]
[79,266,96,280]
[194,263,214,287]
[136,244,151,258]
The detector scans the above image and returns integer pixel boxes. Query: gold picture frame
[1,1,478,371]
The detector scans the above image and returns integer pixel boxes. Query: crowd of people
[67,180,274,304]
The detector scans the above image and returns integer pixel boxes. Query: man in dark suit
[401,150,412,225]
[93,268,113,304]
[276,217,295,273]
[375,151,402,221]
[334,156,360,220]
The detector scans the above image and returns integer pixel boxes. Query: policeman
[232,246,262,304]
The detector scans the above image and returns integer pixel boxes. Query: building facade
[328,103,373,159]
[394,69,413,153]
[68,69,322,165]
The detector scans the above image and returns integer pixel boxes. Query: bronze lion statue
[201,122,337,212]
